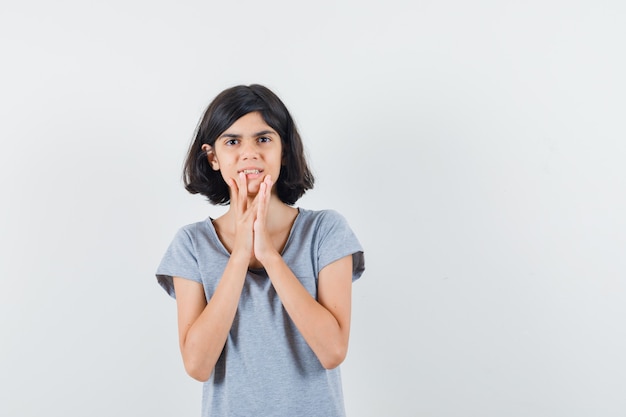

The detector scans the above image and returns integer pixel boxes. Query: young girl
[156,84,365,416]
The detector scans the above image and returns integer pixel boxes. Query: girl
[156,84,365,416]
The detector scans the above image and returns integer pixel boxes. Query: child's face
[203,111,283,197]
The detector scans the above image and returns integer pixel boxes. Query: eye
[225,138,239,146]
[258,136,271,143]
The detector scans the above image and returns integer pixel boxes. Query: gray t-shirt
[156,208,365,417]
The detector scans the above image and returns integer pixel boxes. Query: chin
[246,185,261,196]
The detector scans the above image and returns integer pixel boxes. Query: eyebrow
[219,129,277,139]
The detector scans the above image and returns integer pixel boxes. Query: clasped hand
[227,172,276,267]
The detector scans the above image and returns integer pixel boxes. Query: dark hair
[183,84,314,205]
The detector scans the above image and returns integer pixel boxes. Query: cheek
[212,154,232,171]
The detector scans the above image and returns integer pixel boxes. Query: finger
[260,175,272,213]
[238,171,248,210]
[264,175,273,202]
[227,177,241,215]
[231,172,247,216]
[256,181,269,222]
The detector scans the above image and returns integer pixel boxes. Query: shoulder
[156,218,214,296]
[173,217,212,239]
[297,208,365,280]
[163,218,217,256]
[296,208,355,240]
[298,208,347,225]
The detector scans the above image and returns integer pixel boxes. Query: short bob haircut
[183,84,314,205]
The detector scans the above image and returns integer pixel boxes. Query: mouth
[239,169,262,175]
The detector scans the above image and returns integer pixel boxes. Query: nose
[240,139,259,159]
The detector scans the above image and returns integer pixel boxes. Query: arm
[253,178,354,369]
[173,253,248,382]
[174,172,259,382]
[262,253,353,369]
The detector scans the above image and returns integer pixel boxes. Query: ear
[201,144,220,171]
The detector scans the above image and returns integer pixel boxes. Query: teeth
[242,169,260,174]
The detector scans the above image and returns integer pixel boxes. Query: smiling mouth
[240,169,261,174]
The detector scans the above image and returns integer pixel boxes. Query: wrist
[258,251,282,269]
[229,250,251,266]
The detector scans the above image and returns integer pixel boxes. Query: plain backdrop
[1,1,625,416]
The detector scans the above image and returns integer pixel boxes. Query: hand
[227,171,259,262]
[253,175,278,264]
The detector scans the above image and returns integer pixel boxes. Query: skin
[173,112,353,382]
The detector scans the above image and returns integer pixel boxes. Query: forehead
[222,111,275,134]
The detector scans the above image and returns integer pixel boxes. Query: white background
[1,1,625,416]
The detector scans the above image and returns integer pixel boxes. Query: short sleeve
[156,227,203,298]
[317,210,365,282]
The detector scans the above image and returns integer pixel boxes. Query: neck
[225,193,297,233]
[260,195,297,232]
